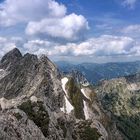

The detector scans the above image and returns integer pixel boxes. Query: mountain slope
[0,48,111,140]
[56,61,140,84]
[96,74,140,140]
[0,48,139,140]
[0,48,65,139]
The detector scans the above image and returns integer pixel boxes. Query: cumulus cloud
[0,35,140,62]
[23,35,140,57]
[121,24,140,39]
[0,0,66,26]
[0,0,88,40]
[0,37,18,57]
[49,35,137,56]
[25,13,89,40]
[23,39,55,55]
[0,37,53,58]
[122,24,140,33]
[122,0,137,9]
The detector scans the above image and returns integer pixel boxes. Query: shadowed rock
[0,48,22,70]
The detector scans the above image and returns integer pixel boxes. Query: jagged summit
[0,48,22,69]
[62,69,90,87]
[0,48,55,71]
[22,53,38,65]
[0,48,60,99]
[1,48,22,63]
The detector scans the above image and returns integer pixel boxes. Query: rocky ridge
[96,74,140,140]
[0,48,137,140]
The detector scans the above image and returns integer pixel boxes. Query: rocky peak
[0,48,22,70]
[0,48,55,99]
[39,55,58,77]
[21,53,38,70]
[23,53,38,61]
[69,70,89,86]
[40,54,50,62]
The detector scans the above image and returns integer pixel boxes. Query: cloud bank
[1,35,139,59]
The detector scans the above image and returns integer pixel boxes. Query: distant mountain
[56,61,140,84]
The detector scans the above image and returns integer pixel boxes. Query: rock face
[96,74,140,140]
[0,48,138,140]
[0,48,22,70]
[68,70,90,86]
[0,48,65,140]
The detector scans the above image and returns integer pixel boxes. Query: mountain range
[0,48,139,140]
[56,61,140,84]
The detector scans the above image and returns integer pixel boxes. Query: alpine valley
[0,48,139,140]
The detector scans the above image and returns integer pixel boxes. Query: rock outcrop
[96,74,140,140]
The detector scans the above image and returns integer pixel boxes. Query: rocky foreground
[0,48,139,140]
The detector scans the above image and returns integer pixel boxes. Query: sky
[0,0,140,63]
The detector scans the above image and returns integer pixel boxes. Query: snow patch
[61,77,68,95]
[60,104,65,112]
[61,95,74,114]
[82,82,89,87]
[81,88,90,100]
[60,77,74,114]
[83,100,90,120]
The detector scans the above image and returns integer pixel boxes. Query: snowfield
[83,100,90,120]
[81,88,90,100]
[61,77,68,95]
[81,88,90,120]
[60,77,74,114]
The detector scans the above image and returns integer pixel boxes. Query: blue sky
[0,0,140,63]
[58,0,140,36]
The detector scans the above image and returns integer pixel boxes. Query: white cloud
[25,13,89,40]
[48,35,137,56]
[122,24,140,33]
[0,37,17,57]
[122,0,137,9]
[121,25,140,39]
[23,35,140,57]
[23,39,54,55]
[0,35,140,63]
[0,0,66,26]
[0,37,53,58]
[0,0,88,40]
